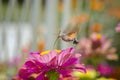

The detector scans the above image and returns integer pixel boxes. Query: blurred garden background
[0,0,120,80]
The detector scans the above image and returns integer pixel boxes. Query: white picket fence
[0,0,85,62]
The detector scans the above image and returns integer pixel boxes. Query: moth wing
[67,32,77,40]
[63,23,80,35]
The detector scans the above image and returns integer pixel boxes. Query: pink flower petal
[36,72,46,80]
[73,63,86,73]
[62,58,78,67]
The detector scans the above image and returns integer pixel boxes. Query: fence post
[45,0,59,49]
[60,0,71,49]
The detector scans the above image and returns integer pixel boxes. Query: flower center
[46,70,60,80]
[96,33,101,39]
[40,50,61,55]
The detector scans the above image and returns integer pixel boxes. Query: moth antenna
[53,30,61,49]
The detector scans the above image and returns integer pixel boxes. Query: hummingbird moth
[60,23,79,44]
[53,23,80,47]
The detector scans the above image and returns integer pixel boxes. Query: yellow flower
[73,69,97,79]
[97,77,117,80]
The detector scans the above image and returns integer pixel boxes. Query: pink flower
[115,23,120,32]
[90,33,104,50]
[77,33,118,61]
[97,63,113,76]
[18,48,86,80]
